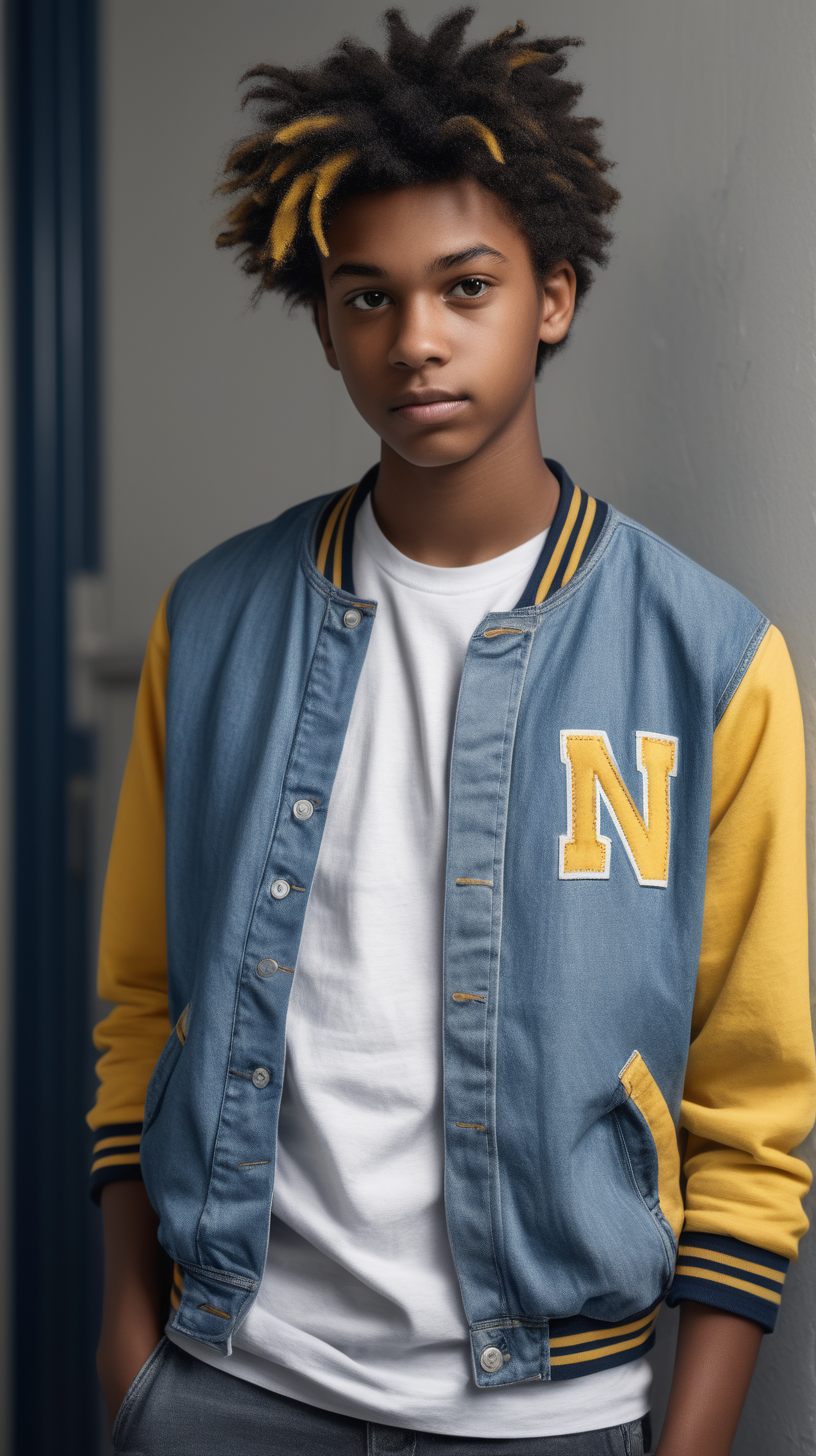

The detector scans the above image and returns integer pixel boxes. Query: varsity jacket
[88,462,815,1389]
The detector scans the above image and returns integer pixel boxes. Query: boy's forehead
[323,177,523,276]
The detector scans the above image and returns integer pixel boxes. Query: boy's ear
[312,299,341,372]
[538,260,577,349]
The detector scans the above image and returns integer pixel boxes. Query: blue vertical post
[7,0,101,1450]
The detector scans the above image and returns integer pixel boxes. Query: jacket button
[256,959,278,978]
[270,879,290,900]
[252,1067,271,1089]
[293,799,314,821]
[480,1346,504,1373]
[343,608,362,629]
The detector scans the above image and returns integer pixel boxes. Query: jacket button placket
[443,618,540,1386]
[245,595,377,1017]
[194,595,376,1281]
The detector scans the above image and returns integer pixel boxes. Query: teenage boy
[90,12,815,1456]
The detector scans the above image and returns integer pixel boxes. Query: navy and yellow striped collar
[315,465,379,593]
[315,459,608,608]
[513,459,608,607]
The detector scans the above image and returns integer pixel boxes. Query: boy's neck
[371,395,559,568]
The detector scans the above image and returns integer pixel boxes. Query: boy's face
[315,178,576,469]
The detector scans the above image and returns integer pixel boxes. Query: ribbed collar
[314,460,608,609]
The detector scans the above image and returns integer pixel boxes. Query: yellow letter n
[559,731,678,888]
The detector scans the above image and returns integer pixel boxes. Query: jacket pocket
[142,1020,185,1131]
[615,1050,683,1242]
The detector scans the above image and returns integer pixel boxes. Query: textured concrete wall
[101,3,816,1450]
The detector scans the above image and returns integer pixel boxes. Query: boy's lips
[390,391,469,423]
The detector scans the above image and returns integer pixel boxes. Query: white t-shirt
[170,495,651,1435]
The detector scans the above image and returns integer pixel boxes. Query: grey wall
[99,3,816,1451]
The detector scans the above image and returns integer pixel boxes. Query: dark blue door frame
[7,0,102,1450]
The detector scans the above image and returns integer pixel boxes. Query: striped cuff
[90,1122,144,1204]
[666,1232,787,1332]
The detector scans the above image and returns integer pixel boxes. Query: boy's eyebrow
[328,260,386,284]
[430,244,507,272]
[327,244,507,286]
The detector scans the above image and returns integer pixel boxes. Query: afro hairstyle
[216,8,619,370]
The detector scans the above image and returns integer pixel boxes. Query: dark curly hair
[216,8,619,370]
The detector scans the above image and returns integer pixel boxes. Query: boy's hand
[655,1301,763,1455]
[98,1181,171,1430]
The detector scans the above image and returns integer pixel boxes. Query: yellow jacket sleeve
[667,625,816,1329]
[86,592,171,1201]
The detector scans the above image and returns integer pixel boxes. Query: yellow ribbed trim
[308,151,358,256]
[534,484,581,603]
[440,116,505,164]
[92,1134,142,1154]
[550,1308,657,1349]
[674,1265,782,1304]
[619,1051,684,1239]
[91,1152,142,1173]
[273,115,341,146]
[560,495,597,587]
[317,485,356,576]
[332,484,357,586]
[551,1319,657,1366]
[677,1245,785,1284]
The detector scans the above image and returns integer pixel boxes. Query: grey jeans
[113,1339,649,1455]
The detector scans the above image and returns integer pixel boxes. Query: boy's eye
[350,291,390,311]
[449,278,489,298]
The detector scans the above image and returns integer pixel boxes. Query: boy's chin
[380,430,486,470]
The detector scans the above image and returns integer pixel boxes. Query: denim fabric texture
[113,1340,648,1455]
[139,475,767,1386]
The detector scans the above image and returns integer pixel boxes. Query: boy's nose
[388,300,450,370]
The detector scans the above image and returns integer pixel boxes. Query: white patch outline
[558,729,679,888]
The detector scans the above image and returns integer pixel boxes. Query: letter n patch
[559,731,678,888]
